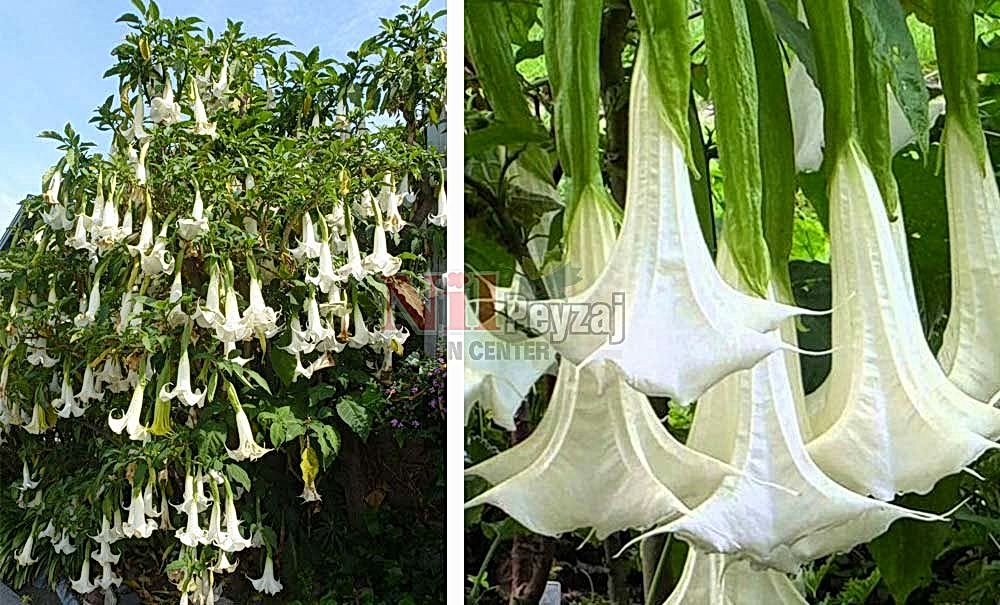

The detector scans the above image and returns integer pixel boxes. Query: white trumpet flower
[74,279,101,328]
[204,493,224,547]
[249,555,283,595]
[242,273,280,338]
[211,56,230,100]
[194,266,225,329]
[90,516,118,546]
[347,304,372,349]
[429,180,446,227]
[466,362,737,538]
[42,203,72,230]
[95,559,122,591]
[26,337,59,367]
[135,139,150,186]
[165,348,206,407]
[664,550,808,605]
[335,231,368,282]
[167,265,188,327]
[91,540,120,565]
[806,141,1000,499]
[55,369,86,419]
[151,78,182,125]
[15,534,38,566]
[306,240,340,293]
[70,556,98,594]
[67,216,97,255]
[53,530,77,555]
[121,488,157,539]
[398,174,417,205]
[303,293,335,347]
[290,211,322,261]
[215,288,251,343]
[211,549,238,574]
[384,190,406,235]
[937,122,1000,401]
[363,222,402,277]
[20,460,38,490]
[121,96,149,142]
[218,484,252,552]
[513,54,811,403]
[281,315,315,356]
[38,520,57,541]
[43,170,62,205]
[77,365,104,403]
[632,242,938,572]
[172,470,211,514]
[108,366,149,442]
[177,187,209,240]
[175,498,207,547]
[141,224,173,276]
[226,400,272,462]
[127,212,153,257]
[191,82,217,138]
[96,356,126,393]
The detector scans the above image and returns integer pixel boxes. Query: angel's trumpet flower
[362,202,402,277]
[225,383,271,462]
[172,469,210,514]
[936,122,1000,401]
[43,170,61,206]
[194,265,224,329]
[384,187,407,235]
[215,286,251,343]
[211,549,239,574]
[177,186,209,240]
[375,299,409,371]
[249,555,283,595]
[346,303,373,349]
[307,240,340,293]
[121,486,157,539]
[664,550,808,605]
[191,81,218,138]
[15,533,38,566]
[67,215,97,256]
[90,516,118,546]
[42,202,71,231]
[218,480,252,552]
[300,443,322,502]
[20,460,38,491]
[108,357,149,442]
[631,242,938,572]
[77,365,104,403]
[70,555,98,594]
[121,95,149,142]
[466,361,737,538]
[26,337,58,368]
[302,291,334,346]
[175,497,207,547]
[141,223,173,276]
[55,368,86,418]
[52,530,76,554]
[95,559,122,591]
[164,347,205,408]
[135,139,150,186]
[289,211,322,262]
[74,278,101,328]
[513,55,814,403]
[335,218,369,282]
[806,142,1000,499]
[242,265,280,339]
[151,78,182,125]
[429,176,446,227]
[91,540,120,565]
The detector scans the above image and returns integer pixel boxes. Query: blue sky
[0,0,444,228]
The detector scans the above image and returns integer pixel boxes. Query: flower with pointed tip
[384,190,406,235]
[191,81,217,138]
[151,78,182,125]
[398,174,417,205]
[282,315,315,356]
[55,369,86,419]
[215,287,251,343]
[121,96,149,142]
[165,348,206,408]
[127,213,154,257]
[347,304,372,349]
[38,520,56,541]
[306,240,340,293]
[108,360,149,442]
[94,559,122,591]
[218,480,252,552]
[70,555,97,594]
[53,530,77,555]
[42,203,72,231]
[74,279,101,328]
[194,265,225,329]
[95,356,125,393]
[121,487,157,539]
[362,222,401,277]
[66,216,97,255]
[175,496,207,547]
[428,180,446,227]
[249,555,283,595]
[135,139,150,186]
[20,460,39,491]
[242,271,280,339]
[15,534,38,566]
[514,56,812,403]
[76,365,104,403]
[90,540,120,565]
[141,224,173,276]
[26,338,58,368]
[22,403,52,434]
[88,516,115,546]
[43,171,62,206]
[172,469,211,514]
[300,443,321,502]
[335,231,368,282]
[211,56,230,100]
[302,292,334,346]
[375,302,409,371]
[177,186,209,240]
[211,549,239,574]
[806,141,1000,499]
[289,211,322,262]
[226,400,271,462]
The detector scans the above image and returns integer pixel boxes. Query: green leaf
[767,0,817,81]
[312,423,341,464]
[868,474,960,604]
[225,463,252,492]
[268,346,296,387]
[704,0,771,294]
[464,120,550,158]
[933,0,986,164]
[853,0,930,154]
[337,397,371,440]
[116,12,141,24]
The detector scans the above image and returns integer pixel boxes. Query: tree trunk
[599,0,632,207]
